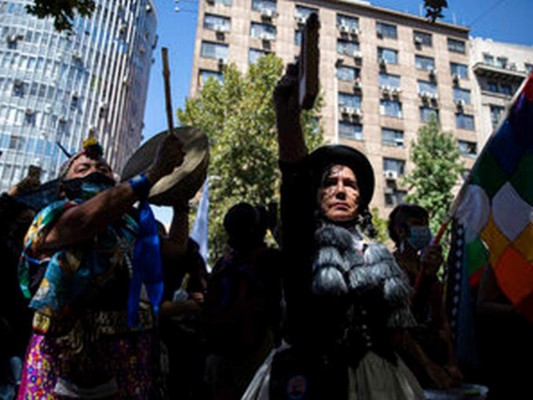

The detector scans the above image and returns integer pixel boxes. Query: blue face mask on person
[62,172,116,201]
[406,225,432,251]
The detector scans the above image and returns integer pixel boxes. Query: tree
[26,0,95,33]
[403,118,463,237]
[177,55,323,262]
[424,0,448,22]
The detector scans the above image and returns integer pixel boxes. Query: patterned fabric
[18,199,138,324]
[16,199,156,398]
[455,73,533,320]
[17,332,152,399]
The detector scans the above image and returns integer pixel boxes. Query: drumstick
[161,47,175,136]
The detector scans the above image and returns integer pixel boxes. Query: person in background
[388,204,463,390]
[243,64,423,399]
[16,134,185,399]
[0,171,40,400]
[203,202,283,400]
[158,208,211,400]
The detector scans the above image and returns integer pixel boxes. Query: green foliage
[26,0,95,33]
[370,207,391,246]
[403,118,463,239]
[178,55,323,263]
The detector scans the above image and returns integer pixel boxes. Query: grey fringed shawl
[311,224,416,328]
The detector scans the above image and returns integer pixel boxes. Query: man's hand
[7,174,40,197]
[147,133,185,184]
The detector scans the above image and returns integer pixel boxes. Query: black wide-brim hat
[308,145,375,209]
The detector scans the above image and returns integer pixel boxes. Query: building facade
[189,0,533,213]
[0,0,157,192]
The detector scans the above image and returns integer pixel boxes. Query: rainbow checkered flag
[454,73,533,321]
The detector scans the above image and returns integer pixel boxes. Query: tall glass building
[0,0,157,192]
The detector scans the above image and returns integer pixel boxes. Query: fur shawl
[311,224,416,328]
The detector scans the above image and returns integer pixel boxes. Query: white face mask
[406,225,432,251]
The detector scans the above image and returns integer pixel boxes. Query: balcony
[472,62,527,84]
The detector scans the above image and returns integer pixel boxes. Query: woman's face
[318,165,360,223]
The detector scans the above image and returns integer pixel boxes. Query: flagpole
[431,73,532,245]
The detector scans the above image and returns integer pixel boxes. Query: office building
[190,0,533,212]
[0,0,157,192]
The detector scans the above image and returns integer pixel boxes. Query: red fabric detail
[494,246,533,320]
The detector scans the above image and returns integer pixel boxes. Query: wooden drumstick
[161,47,175,136]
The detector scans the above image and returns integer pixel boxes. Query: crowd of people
[0,64,527,400]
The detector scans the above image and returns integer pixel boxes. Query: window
[490,105,504,128]
[483,53,494,65]
[382,128,404,147]
[338,121,363,141]
[525,63,533,74]
[376,22,397,39]
[385,188,406,207]
[211,0,232,6]
[336,66,360,81]
[204,13,231,32]
[456,114,475,130]
[252,0,276,13]
[420,106,439,123]
[338,92,361,109]
[378,47,398,64]
[458,140,477,157]
[295,5,317,21]
[453,87,471,104]
[337,14,359,30]
[250,22,276,41]
[294,30,302,46]
[415,55,435,71]
[383,157,405,175]
[413,31,432,47]
[496,57,508,69]
[380,99,402,118]
[450,62,468,79]
[200,41,228,61]
[337,39,359,57]
[379,72,400,89]
[447,38,465,54]
[248,48,268,64]
[199,69,224,86]
[417,80,437,96]
[485,81,514,96]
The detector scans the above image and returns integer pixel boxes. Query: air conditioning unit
[214,24,227,33]
[295,16,306,25]
[340,106,351,115]
[455,99,465,108]
[13,79,23,87]
[339,24,349,34]
[379,57,387,67]
[45,104,52,113]
[414,36,423,45]
[352,108,363,117]
[353,80,362,90]
[452,73,460,83]
[72,52,82,61]
[259,32,272,41]
[58,117,67,124]
[419,91,430,100]
[429,68,437,78]
[25,108,34,115]
[350,27,360,36]
[391,87,401,97]
[261,9,275,18]
[384,170,398,180]
[381,85,390,95]
[352,50,362,59]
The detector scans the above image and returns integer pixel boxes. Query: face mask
[406,225,432,251]
[62,172,116,201]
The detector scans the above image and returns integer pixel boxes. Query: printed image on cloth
[18,199,138,326]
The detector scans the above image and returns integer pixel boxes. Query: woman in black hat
[243,65,424,399]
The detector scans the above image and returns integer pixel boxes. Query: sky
[144,0,533,222]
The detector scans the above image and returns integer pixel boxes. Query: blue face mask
[406,225,432,251]
[62,172,115,201]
